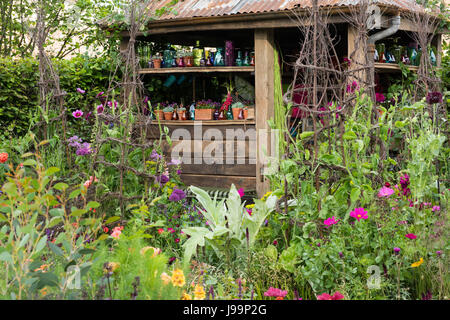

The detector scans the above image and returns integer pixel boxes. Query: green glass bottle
[193,40,202,67]
[236,51,243,66]
[226,109,233,120]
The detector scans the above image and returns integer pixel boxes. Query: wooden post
[347,25,367,85]
[434,33,442,68]
[254,29,275,197]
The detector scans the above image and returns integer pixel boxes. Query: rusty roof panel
[150,0,424,21]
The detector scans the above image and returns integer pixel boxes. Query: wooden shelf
[148,119,255,126]
[374,63,419,73]
[139,66,255,74]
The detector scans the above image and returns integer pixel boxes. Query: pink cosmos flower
[350,207,368,221]
[167,228,175,233]
[405,233,417,240]
[263,287,288,298]
[72,110,84,118]
[324,216,339,227]
[237,188,244,198]
[317,291,344,300]
[378,186,394,198]
[76,88,86,94]
[432,206,440,212]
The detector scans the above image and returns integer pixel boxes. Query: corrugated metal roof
[151,0,424,21]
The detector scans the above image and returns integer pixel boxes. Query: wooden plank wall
[144,122,257,191]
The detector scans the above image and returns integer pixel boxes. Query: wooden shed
[117,0,444,197]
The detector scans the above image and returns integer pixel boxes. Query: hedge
[0,55,119,136]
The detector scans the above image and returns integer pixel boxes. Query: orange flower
[34,264,50,273]
[275,296,284,300]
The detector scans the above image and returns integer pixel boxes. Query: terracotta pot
[243,109,248,119]
[195,109,214,120]
[153,59,162,69]
[232,108,242,120]
[177,111,186,120]
[154,110,164,121]
[163,112,173,120]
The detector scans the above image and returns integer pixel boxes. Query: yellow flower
[167,188,173,195]
[140,246,161,257]
[161,272,171,285]
[171,269,186,287]
[350,180,354,185]
[181,291,192,300]
[245,204,255,209]
[261,191,273,201]
[411,257,424,268]
[103,262,120,274]
[194,284,206,300]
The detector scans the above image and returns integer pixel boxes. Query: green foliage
[0,55,119,137]
[0,143,103,299]
[182,185,274,268]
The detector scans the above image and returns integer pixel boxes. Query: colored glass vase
[235,51,243,66]
[225,41,234,66]
[193,40,202,67]
[214,48,225,66]
[163,44,176,68]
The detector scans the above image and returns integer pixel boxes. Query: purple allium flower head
[77,88,86,94]
[436,250,442,257]
[156,174,169,185]
[177,169,182,175]
[394,247,401,254]
[426,91,443,104]
[169,188,186,202]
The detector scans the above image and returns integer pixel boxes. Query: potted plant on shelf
[195,100,214,120]
[162,105,174,120]
[177,106,187,120]
[231,102,244,120]
[152,54,162,69]
[154,103,165,120]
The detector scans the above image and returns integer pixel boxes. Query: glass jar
[163,44,176,68]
